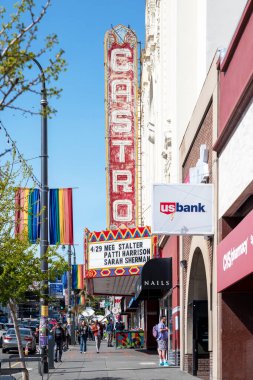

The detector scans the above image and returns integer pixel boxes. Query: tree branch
[1,0,51,58]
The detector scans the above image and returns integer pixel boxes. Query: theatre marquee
[85,226,157,279]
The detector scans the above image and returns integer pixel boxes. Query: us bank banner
[152,184,214,235]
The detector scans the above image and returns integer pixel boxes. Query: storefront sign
[217,209,253,292]
[152,184,214,235]
[49,283,63,299]
[104,24,138,229]
[135,258,172,300]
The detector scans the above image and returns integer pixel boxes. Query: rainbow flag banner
[49,188,74,245]
[15,188,40,243]
[72,264,84,290]
[76,295,85,305]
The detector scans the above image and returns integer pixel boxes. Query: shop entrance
[187,248,209,377]
[192,300,208,376]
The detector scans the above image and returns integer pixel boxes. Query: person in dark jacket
[78,320,89,353]
[106,319,114,347]
[54,321,65,362]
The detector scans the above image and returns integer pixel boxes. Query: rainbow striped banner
[49,188,74,245]
[76,295,85,305]
[15,188,40,243]
[15,187,74,245]
[72,265,84,290]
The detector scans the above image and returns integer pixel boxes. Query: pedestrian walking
[63,323,71,350]
[53,321,65,362]
[115,319,125,331]
[106,318,114,347]
[88,322,94,341]
[78,320,89,353]
[156,315,169,367]
[91,320,103,353]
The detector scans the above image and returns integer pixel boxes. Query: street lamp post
[67,245,72,312]
[67,245,74,344]
[30,57,49,374]
[67,245,77,344]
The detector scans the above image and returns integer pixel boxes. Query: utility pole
[67,245,75,344]
[36,57,49,375]
[67,245,72,311]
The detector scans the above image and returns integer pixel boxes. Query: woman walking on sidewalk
[91,320,103,353]
[78,320,89,353]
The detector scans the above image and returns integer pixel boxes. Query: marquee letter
[111,109,132,133]
[112,140,132,163]
[113,170,132,192]
[113,200,132,222]
[111,48,132,72]
[111,79,131,103]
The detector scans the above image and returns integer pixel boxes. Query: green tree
[0,0,66,115]
[0,157,68,378]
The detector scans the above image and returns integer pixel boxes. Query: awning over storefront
[87,275,139,296]
[217,209,253,292]
[135,258,172,300]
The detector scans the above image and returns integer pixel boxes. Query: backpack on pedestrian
[152,324,158,339]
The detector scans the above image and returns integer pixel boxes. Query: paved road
[0,341,200,380]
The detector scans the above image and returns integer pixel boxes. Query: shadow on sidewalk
[134,349,157,356]
[52,367,170,374]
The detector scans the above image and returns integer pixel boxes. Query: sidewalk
[11,341,201,380]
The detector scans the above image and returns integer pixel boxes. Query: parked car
[0,323,6,348]
[28,320,39,329]
[2,328,36,354]
[4,323,14,330]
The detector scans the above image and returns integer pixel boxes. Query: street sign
[112,307,120,315]
[49,283,63,299]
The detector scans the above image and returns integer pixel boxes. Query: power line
[0,120,42,188]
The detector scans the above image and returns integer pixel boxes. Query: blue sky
[0,0,145,263]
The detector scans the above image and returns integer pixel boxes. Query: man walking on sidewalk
[157,316,169,367]
[106,318,114,347]
[54,321,65,362]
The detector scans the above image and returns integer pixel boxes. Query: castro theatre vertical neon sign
[105,25,138,229]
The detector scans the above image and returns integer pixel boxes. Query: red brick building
[215,1,253,378]
[179,56,219,379]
